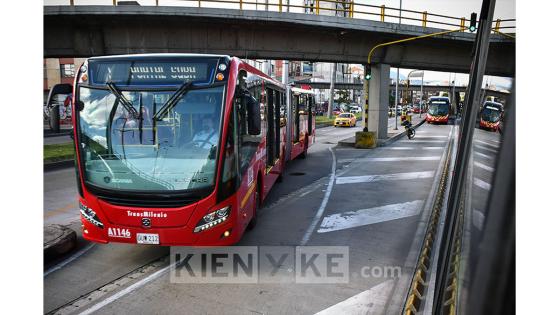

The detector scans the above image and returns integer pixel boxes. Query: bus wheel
[247,182,260,230]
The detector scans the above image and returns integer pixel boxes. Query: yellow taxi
[334,112,357,127]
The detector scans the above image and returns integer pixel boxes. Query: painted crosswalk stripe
[475,139,500,149]
[474,144,498,153]
[317,200,424,233]
[474,161,494,172]
[475,151,493,159]
[397,140,446,143]
[474,177,491,191]
[379,147,443,150]
[336,171,434,185]
[338,156,440,163]
[315,279,395,314]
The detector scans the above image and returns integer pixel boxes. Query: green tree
[335,89,351,106]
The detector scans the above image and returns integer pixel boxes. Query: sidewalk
[338,113,425,147]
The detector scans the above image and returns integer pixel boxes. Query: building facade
[44,58,87,102]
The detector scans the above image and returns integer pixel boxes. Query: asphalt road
[44,121,465,314]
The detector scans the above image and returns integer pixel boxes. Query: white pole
[420,73,424,118]
[394,69,399,130]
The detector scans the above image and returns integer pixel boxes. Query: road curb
[44,224,77,260]
[44,159,74,172]
[44,130,72,138]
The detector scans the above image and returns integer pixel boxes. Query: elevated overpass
[293,81,510,99]
[44,5,515,76]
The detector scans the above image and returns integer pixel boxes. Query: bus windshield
[428,101,449,116]
[481,106,501,122]
[77,84,225,192]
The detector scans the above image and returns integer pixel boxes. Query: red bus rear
[72,54,314,246]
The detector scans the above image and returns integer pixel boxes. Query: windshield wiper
[107,82,140,119]
[154,81,193,121]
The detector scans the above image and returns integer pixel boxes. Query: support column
[367,63,390,139]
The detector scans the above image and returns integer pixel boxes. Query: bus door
[292,94,300,143]
[266,87,281,168]
[274,90,281,162]
[307,96,314,138]
[266,87,275,168]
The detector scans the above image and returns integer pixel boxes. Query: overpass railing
[53,0,515,36]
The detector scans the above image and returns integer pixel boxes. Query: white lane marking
[338,156,440,163]
[300,147,336,246]
[473,209,486,231]
[315,279,395,315]
[475,139,500,149]
[78,265,171,315]
[474,144,498,153]
[397,140,446,143]
[299,190,312,198]
[379,147,443,150]
[317,200,424,233]
[474,178,491,191]
[336,171,434,185]
[413,135,448,138]
[474,161,494,172]
[475,151,493,159]
[44,243,95,277]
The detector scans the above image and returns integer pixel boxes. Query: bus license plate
[136,233,160,244]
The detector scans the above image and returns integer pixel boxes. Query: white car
[349,106,362,113]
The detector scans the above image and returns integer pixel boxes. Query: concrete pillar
[367,63,390,139]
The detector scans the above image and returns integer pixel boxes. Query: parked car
[349,106,362,114]
[334,112,357,127]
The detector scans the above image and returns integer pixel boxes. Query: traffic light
[469,12,477,32]
[365,64,372,80]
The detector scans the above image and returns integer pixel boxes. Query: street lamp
[408,70,425,118]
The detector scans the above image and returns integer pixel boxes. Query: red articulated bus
[71,54,315,246]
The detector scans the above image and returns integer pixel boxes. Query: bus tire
[247,181,260,230]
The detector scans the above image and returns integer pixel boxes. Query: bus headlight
[79,201,104,229]
[194,206,230,233]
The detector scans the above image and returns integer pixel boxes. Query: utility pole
[327,62,336,119]
[395,0,402,130]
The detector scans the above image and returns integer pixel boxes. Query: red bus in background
[72,54,314,246]
[479,101,503,132]
[426,97,450,124]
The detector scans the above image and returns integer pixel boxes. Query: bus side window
[237,72,262,176]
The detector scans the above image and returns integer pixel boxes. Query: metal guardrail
[58,0,515,35]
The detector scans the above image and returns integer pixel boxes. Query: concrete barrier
[44,224,77,259]
[355,131,376,149]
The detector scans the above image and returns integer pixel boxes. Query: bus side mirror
[246,94,261,135]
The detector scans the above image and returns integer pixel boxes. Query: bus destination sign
[89,61,213,85]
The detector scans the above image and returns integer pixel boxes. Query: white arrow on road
[317,200,424,233]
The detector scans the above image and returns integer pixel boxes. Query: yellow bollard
[381,5,385,22]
